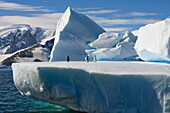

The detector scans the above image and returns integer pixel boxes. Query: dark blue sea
[0,67,79,113]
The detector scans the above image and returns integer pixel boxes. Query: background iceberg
[89,32,121,48]
[86,32,138,61]
[135,18,170,63]
[50,7,105,61]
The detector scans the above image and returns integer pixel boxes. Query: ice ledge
[13,61,170,75]
[12,62,170,113]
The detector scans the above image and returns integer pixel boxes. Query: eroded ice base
[12,61,170,113]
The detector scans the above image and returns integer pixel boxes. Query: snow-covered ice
[86,32,138,61]
[50,7,105,61]
[122,31,137,43]
[12,61,170,113]
[89,32,121,48]
[135,18,170,63]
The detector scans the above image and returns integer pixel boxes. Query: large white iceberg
[50,7,105,61]
[86,32,138,61]
[12,61,170,113]
[135,18,170,63]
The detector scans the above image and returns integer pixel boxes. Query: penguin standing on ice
[66,55,70,62]
[93,55,97,62]
[85,56,89,62]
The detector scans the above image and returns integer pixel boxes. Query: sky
[0,0,170,33]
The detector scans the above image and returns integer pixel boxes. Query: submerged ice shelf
[12,62,170,113]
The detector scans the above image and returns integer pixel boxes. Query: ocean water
[0,68,79,113]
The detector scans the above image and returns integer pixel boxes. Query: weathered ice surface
[135,18,170,63]
[13,61,170,113]
[86,32,138,61]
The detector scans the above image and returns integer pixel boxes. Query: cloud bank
[0,13,63,29]
[0,5,160,32]
[116,12,157,17]
[0,1,52,12]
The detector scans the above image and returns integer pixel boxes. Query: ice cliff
[50,7,105,61]
[12,62,170,113]
[135,18,170,63]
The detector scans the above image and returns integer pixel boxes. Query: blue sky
[0,0,169,32]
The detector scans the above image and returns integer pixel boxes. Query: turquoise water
[0,69,80,113]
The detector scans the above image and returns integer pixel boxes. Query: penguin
[85,56,89,62]
[66,56,70,62]
[93,55,97,62]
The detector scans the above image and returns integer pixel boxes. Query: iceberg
[50,7,105,61]
[89,32,121,48]
[135,18,170,63]
[12,61,170,113]
[122,31,138,43]
[86,32,138,61]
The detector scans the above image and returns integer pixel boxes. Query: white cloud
[83,9,120,14]
[104,27,132,32]
[0,1,52,12]
[92,17,160,26]
[116,12,157,17]
[0,7,160,32]
[76,7,102,11]
[0,13,63,29]
[0,12,159,30]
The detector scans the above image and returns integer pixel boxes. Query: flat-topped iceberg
[12,61,170,113]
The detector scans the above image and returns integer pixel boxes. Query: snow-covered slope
[0,24,31,36]
[86,32,138,61]
[0,24,55,65]
[50,7,105,61]
[135,18,170,63]
[0,37,55,65]
[0,24,54,54]
[12,61,170,113]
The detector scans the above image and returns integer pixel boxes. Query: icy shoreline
[12,61,170,113]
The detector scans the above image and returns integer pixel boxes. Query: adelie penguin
[85,56,89,62]
[66,56,70,62]
[93,55,97,62]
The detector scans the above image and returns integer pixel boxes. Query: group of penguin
[66,55,97,62]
